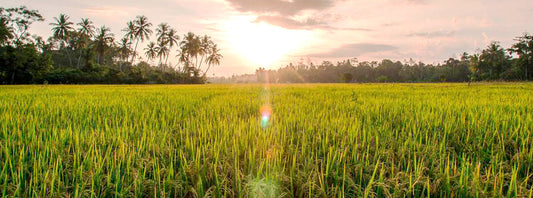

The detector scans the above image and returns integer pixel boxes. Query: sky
[2,0,532,76]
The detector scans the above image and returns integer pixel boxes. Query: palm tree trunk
[131,39,139,64]
[199,55,205,71]
[195,55,199,70]
[77,51,82,68]
[158,55,162,69]
[77,48,83,69]
[204,64,211,76]
[119,55,123,72]
[64,41,74,67]
[66,50,73,67]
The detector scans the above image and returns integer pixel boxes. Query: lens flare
[260,105,272,129]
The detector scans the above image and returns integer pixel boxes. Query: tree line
[256,35,533,83]
[0,6,222,84]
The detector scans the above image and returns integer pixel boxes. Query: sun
[223,16,311,67]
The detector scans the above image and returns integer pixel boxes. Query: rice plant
[0,83,532,197]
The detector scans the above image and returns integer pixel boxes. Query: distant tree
[442,56,470,82]
[155,23,170,67]
[121,21,136,61]
[77,18,95,39]
[471,42,511,80]
[354,61,375,82]
[122,21,135,41]
[156,41,169,68]
[178,32,201,75]
[144,42,157,63]
[205,44,222,76]
[164,28,179,65]
[0,7,51,84]
[50,14,73,49]
[199,35,213,69]
[508,33,533,80]
[256,67,266,82]
[93,26,114,64]
[33,35,46,53]
[156,23,169,44]
[377,59,402,81]
[76,18,94,68]
[342,73,353,82]
[50,14,74,66]
[0,12,11,45]
[118,37,131,71]
[131,16,152,63]
[0,6,44,46]
[0,44,52,84]
[376,75,389,82]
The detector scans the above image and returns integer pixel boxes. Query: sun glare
[223,16,310,67]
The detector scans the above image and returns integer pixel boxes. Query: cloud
[255,15,324,29]
[406,30,455,38]
[224,0,354,30]
[254,15,372,31]
[309,43,398,58]
[224,0,337,16]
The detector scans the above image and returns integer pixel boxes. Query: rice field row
[0,83,532,197]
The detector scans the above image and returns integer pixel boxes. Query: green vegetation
[1,83,532,197]
[1,6,222,84]
[255,38,533,83]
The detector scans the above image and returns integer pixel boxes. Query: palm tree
[131,15,152,64]
[180,32,201,68]
[164,28,180,65]
[155,23,182,66]
[122,21,136,61]
[118,37,131,71]
[156,23,169,44]
[144,42,158,64]
[509,33,533,80]
[176,48,189,73]
[77,18,95,37]
[205,44,222,76]
[50,14,74,48]
[155,23,171,67]
[178,32,201,75]
[93,26,114,64]
[76,18,95,68]
[478,42,509,79]
[50,14,74,66]
[199,35,213,69]
[122,21,136,41]
[157,42,169,68]
[166,29,180,49]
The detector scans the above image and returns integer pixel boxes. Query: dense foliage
[0,6,222,84]
[1,84,532,197]
[256,39,533,83]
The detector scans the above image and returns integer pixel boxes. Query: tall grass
[0,83,532,197]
